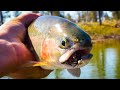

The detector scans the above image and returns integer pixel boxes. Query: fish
[9,15,93,79]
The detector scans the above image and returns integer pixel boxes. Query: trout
[9,16,93,79]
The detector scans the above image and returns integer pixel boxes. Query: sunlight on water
[105,48,117,79]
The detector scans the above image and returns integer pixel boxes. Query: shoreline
[91,35,120,43]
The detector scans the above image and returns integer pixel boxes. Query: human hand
[0,13,40,77]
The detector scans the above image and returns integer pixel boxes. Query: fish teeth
[78,59,83,64]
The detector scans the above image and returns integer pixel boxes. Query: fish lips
[59,48,93,68]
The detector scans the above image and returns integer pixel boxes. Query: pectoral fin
[67,68,81,77]
[20,61,49,68]
[33,62,49,66]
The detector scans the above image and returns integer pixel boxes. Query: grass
[77,20,120,42]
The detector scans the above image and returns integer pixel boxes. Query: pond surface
[45,39,120,79]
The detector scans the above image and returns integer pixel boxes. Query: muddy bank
[92,35,120,43]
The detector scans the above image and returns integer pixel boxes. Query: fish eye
[62,40,66,46]
[59,37,71,49]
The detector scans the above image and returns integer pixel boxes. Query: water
[45,39,120,79]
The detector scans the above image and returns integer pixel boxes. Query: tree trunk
[0,11,3,25]
[86,11,89,22]
[50,11,60,16]
[77,11,81,22]
[98,11,102,25]
[115,11,120,20]
[49,11,64,17]
[32,11,39,13]
[93,11,97,22]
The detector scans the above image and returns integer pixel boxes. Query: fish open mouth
[61,49,93,67]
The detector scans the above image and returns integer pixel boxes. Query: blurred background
[0,11,120,79]
[0,11,118,23]
[0,11,119,25]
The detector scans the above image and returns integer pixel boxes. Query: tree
[32,11,39,13]
[49,11,61,17]
[77,11,82,22]
[112,11,120,20]
[49,11,64,18]
[86,11,97,22]
[0,11,3,25]
[85,11,89,22]
[98,11,103,25]
[66,13,73,21]
[92,11,97,22]
[81,11,86,22]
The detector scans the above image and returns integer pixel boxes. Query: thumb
[16,13,41,28]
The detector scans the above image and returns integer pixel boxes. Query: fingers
[16,13,41,28]
[0,13,41,41]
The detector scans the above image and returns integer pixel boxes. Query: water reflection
[46,39,120,79]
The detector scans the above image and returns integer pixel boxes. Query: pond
[45,39,120,79]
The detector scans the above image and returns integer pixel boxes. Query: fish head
[28,16,93,70]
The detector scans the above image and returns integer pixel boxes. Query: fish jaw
[58,45,93,69]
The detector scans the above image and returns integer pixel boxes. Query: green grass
[77,20,120,41]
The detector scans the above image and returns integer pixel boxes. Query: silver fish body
[28,15,93,76]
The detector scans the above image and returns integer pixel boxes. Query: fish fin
[67,68,81,77]
[20,61,49,68]
[20,61,37,68]
[33,62,49,66]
